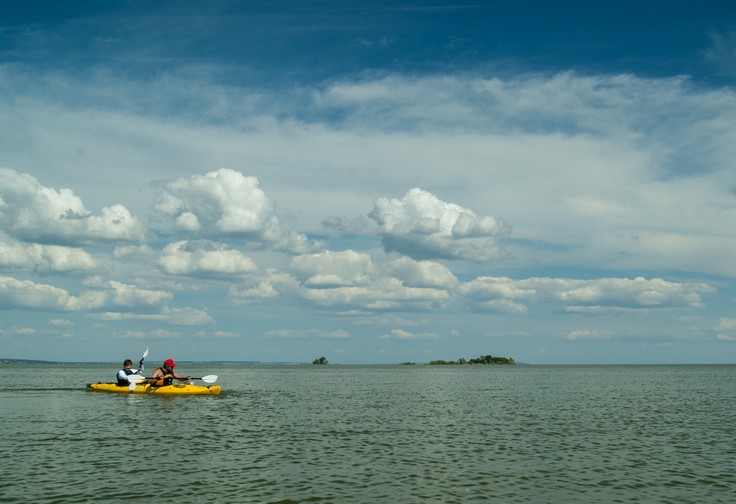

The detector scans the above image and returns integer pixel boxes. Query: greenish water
[1,363,734,503]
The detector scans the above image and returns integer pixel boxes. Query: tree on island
[428,354,515,365]
[312,356,329,365]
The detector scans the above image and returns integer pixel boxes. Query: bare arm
[148,368,163,384]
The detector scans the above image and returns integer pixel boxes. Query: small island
[429,354,515,365]
[312,356,329,365]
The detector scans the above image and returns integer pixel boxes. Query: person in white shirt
[116,357,144,385]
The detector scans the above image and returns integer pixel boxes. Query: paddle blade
[198,375,218,383]
[129,381,137,391]
[142,347,149,359]
[128,374,146,383]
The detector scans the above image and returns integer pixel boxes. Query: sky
[1,0,735,364]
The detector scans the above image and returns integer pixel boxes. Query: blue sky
[1,1,735,364]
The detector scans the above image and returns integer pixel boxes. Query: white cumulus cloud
[0,237,97,273]
[459,276,714,313]
[0,276,76,311]
[159,240,257,278]
[384,256,458,288]
[566,329,610,341]
[381,328,439,341]
[0,168,145,245]
[290,250,372,287]
[368,188,510,262]
[0,275,171,312]
[233,252,456,312]
[264,328,350,340]
[153,168,281,240]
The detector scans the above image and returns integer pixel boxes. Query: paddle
[127,348,149,390]
[127,374,218,387]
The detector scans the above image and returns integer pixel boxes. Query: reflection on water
[1,364,735,503]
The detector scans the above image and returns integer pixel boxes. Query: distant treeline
[428,355,516,365]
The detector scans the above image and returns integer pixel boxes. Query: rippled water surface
[1,363,735,503]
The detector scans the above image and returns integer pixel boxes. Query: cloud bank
[0,69,733,363]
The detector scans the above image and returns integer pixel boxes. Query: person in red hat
[148,358,191,386]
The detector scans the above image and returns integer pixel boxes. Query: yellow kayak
[87,382,221,395]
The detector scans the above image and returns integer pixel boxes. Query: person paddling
[117,357,144,385]
[148,358,191,386]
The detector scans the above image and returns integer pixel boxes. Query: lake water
[1,363,734,503]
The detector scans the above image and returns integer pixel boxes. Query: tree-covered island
[429,354,515,365]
